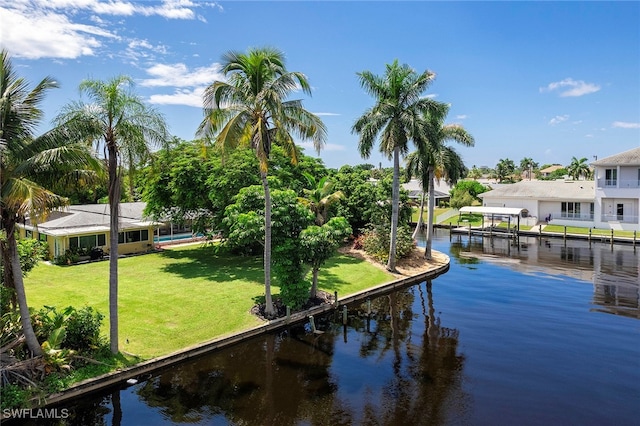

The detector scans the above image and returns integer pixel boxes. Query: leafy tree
[567,156,592,180]
[298,172,344,225]
[57,75,168,354]
[415,104,474,259]
[495,158,516,182]
[300,217,352,298]
[224,186,314,309]
[0,49,101,355]
[449,180,488,201]
[352,60,438,272]
[198,47,326,317]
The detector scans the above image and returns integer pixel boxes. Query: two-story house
[592,147,640,231]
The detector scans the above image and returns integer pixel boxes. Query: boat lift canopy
[459,206,527,217]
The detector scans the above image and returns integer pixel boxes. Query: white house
[402,178,452,205]
[477,147,640,232]
[592,147,640,231]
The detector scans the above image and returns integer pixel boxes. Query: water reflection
[30,232,640,425]
[449,234,640,319]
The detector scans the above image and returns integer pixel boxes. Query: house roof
[539,165,564,174]
[591,147,640,166]
[25,202,156,237]
[479,180,595,201]
[402,179,452,199]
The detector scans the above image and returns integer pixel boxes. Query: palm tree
[299,172,344,225]
[567,156,591,180]
[519,157,537,180]
[352,60,438,272]
[198,47,326,318]
[495,158,515,183]
[415,104,474,259]
[57,75,168,354]
[0,49,100,355]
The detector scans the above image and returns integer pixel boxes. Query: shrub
[362,225,415,263]
[64,307,104,352]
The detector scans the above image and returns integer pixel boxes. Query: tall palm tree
[198,47,326,318]
[567,156,591,180]
[299,172,344,225]
[416,104,474,260]
[1,49,101,355]
[519,157,537,180]
[57,75,168,354]
[352,60,438,272]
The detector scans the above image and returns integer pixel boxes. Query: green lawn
[411,207,448,223]
[543,225,637,238]
[24,244,393,359]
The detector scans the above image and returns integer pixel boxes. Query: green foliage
[449,190,477,209]
[224,186,315,309]
[1,237,49,288]
[450,180,489,200]
[65,306,105,352]
[361,224,416,263]
[0,384,28,409]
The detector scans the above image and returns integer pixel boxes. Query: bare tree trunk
[412,190,425,239]
[387,146,400,272]
[309,267,319,299]
[108,145,120,354]
[5,218,42,355]
[261,171,275,317]
[425,167,435,260]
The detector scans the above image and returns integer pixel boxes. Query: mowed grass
[543,225,637,238]
[25,244,393,359]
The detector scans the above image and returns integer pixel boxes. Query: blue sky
[1,0,639,170]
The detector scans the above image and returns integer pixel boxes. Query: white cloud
[140,62,224,88]
[313,112,340,117]
[549,115,569,125]
[0,0,212,59]
[147,87,204,108]
[540,78,600,97]
[612,121,640,129]
[455,114,468,120]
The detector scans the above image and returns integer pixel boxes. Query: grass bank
[25,243,393,359]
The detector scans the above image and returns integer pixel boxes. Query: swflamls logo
[2,408,70,419]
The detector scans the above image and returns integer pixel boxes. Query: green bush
[64,306,104,352]
[362,224,415,263]
[0,383,28,410]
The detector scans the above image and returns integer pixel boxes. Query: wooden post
[611,229,614,248]
[342,305,348,325]
[588,228,591,242]
[367,298,372,317]
[334,291,338,307]
[564,226,567,240]
[633,231,636,248]
[286,306,291,322]
[308,315,316,333]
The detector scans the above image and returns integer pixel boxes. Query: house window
[561,202,580,219]
[616,204,624,221]
[605,168,617,186]
[25,230,33,238]
[69,234,106,251]
[590,203,594,220]
[118,229,149,244]
[39,233,47,242]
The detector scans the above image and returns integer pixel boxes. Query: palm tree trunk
[108,145,120,354]
[412,191,425,239]
[4,218,42,355]
[425,167,435,260]
[261,171,275,317]
[387,146,400,272]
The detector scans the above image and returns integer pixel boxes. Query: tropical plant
[352,60,438,271]
[495,158,516,182]
[299,172,345,225]
[567,156,592,180]
[1,49,100,356]
[198,47,326,317]
[300,216,352,298]
[519,157,538,180]
[57,75,168,354]
[414,104,474,259]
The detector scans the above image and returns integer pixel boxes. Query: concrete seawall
[40,250,450,409]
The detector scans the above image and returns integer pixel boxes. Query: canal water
[40,231,640,425]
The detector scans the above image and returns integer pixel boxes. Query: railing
[551,212,594,221]
[601,214,639,224]
[598,179,640,189]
